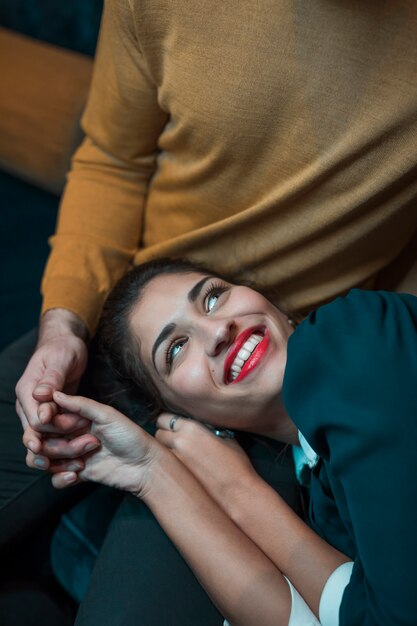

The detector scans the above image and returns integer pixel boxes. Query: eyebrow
[151,275,213,371]
[152,322,176,371]
[187,275,212,303]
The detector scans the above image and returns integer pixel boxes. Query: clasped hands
[22,390,255,502]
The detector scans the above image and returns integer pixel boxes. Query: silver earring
[287,317,296,328]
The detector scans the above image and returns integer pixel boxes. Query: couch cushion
[0,28,93,194]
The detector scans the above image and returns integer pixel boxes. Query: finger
[17,395,66,433]
[155,428,177,449]
[156,413,185,432]
[18,401,44,455]
[41,434,100,459]
[51,413,90,434]
[23,417,88,436]
[37,401,59,425]
[51,472,80,490]
[16,399,31,434]
[48,458,85,474]
[16,392,45,433]
[18,397,88,436]
[33,368,66,402]
[15,399,28,430]
[22,424,43,455]
[26,450,50,471]
[53,391,125,426]
[16,376,40,426]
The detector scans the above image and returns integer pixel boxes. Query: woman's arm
[283,290,417,625]
[221,473,351,618]
[155,416,350,618]
[47,392,294,626]
[43,392,347,623]
[145,450,294,626]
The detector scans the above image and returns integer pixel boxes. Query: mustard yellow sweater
[42,0,417,334]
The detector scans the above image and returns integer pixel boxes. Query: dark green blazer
[283,290,417,626]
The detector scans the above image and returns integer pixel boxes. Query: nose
[199,318,234,357]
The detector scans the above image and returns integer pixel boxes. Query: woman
[29,259,417,625]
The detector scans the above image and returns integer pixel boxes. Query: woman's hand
[155,414,258,507]
[43,391,162,496]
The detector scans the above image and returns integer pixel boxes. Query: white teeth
[228,333,263,381]
[246,334,262,347]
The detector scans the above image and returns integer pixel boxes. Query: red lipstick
[223,327,269,384]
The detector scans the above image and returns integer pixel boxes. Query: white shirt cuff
[319,561,353,626]
[286,576,321,625]
[223,575,321,626]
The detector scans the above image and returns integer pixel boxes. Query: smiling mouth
[224,328,268,384]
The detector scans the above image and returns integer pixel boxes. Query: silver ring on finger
[169,415,180,432]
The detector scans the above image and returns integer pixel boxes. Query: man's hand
[15,308,90,468]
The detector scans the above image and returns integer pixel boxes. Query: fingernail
[27,440,37,453]
[84,442,99,453]
[67,463,81,472]
[35,385,50,394]
[34,457,47,469]
[38,409,48,424]
[63,472,77,483]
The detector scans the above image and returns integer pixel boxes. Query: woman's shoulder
[309,288,417,327]
[292,289,417,360]
[290,289,417,361]
[283,289,417,456]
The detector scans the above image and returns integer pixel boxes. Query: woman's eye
[204,283,228,312]
[207,292,220,312]
[166,339,186,366]
[171,342,183,359]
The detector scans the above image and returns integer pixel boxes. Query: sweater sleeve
[283,290,417,626]
[41,0,168,334]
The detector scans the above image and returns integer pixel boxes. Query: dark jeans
[0,331,89,552]
[0,331,89,626]
[0,330,302,626]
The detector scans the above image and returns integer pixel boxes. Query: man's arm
[17,0,167,440]
[42,0,168,334]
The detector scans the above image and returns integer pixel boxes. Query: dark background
[0,0,103,351]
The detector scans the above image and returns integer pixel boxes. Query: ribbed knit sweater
[42,0,417,333]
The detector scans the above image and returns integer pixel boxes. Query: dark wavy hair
[98,258,241,422]
[97,257,295,424]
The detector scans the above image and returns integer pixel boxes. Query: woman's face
[130,272,294,432]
